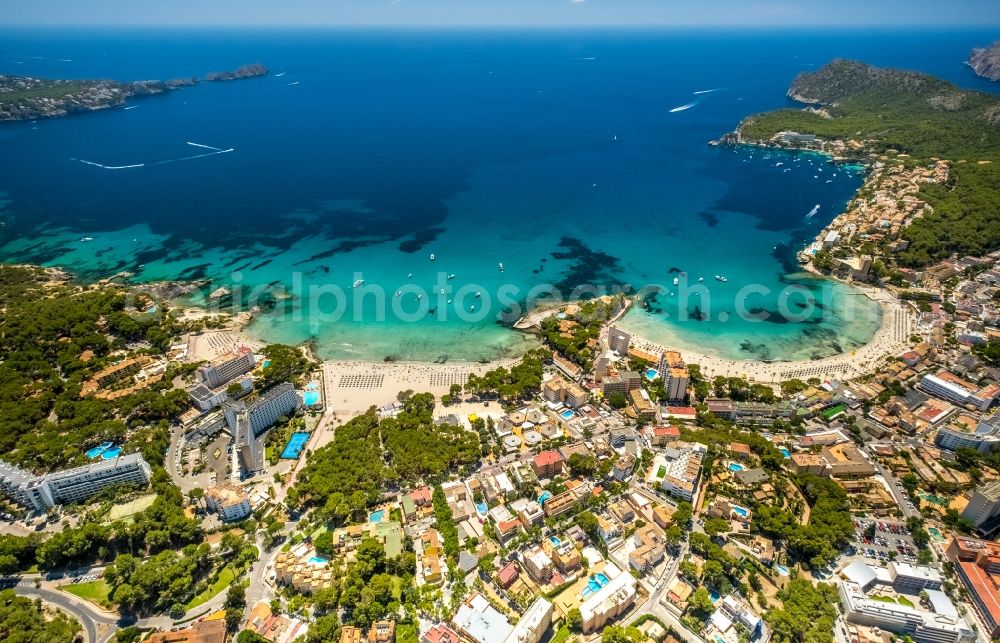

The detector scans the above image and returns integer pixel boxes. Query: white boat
[395,290,402,297]
[715,275,728,282]
[673,277,679,286]
[698,276,704,282]
[447,299,452,304]
[80,236,94,242]
[470,305,475,312]
[429,253,435,261]
[612,135,618,141]
[474,291,481,298]
[417,294,422,300]
[407,273,413,278]
[448,274,456,280]
[353,279,364,288]
[498,262,504,272]
[440,289,445,295]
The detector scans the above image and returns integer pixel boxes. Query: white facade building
[0,454,151,512]
[839,581,975,643]
[196,348,256,389]
[205,484,252,522]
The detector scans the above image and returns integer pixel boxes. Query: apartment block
[0,454,151,512]
[196,347,256,389]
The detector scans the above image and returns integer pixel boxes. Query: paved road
[14,583,114,643]
[871,457,917,518]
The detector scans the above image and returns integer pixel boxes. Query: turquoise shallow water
[1,29,996,362]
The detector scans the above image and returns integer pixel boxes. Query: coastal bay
[1,29,997,364]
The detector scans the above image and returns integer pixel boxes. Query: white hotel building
[0,453,152,512]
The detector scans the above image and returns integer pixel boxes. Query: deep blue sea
[1,28,997,361]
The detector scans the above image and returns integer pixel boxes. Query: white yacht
[353,279,364,288]
[673,277,679,286]
[430,253,435,261]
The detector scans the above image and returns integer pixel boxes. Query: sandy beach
[320,358,520,418]
[629,287,913,383]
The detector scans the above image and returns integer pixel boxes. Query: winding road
[14,582,115,643]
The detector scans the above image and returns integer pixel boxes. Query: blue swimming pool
[645,368,659,380]
[262,359,271,369]
[560,409,574,420]
[101,446,122,460]
[732,505,750,518]
[303,390,320,406]
[709,589,721,602]
[476,502,489,515]
[549,536,561,546]
[308,556,329,565]
[369,509,386,523]
[85,441,114,459]
[280,432,311,459]
[580,572,611,598]
[779,447,791,458]
[776,564,790,576]
[538,491,552,504]
[728,462,745,472]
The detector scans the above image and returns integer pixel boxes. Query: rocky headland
[0,63,268,121]
[969,41,1000,81]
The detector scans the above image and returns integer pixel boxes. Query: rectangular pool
[560,409,575,420]
[280,432,311,459]
[369,509,386,523]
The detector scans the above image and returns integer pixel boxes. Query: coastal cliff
[0,63,267,122]
[969,41,1000,81]
[721,59,1000,273]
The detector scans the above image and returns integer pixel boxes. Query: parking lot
[854,518,918,564]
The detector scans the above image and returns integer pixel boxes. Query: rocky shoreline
[0,63,268,122]
[968,41,1000,82]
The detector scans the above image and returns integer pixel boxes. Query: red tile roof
[957,560,1000,628]
[423,625,462,643]
[497,562,519,586]
[533,450,564,468]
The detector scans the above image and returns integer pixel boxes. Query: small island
[968,41,1000,81]
[0,63,268,122]
[205,63,268,82]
